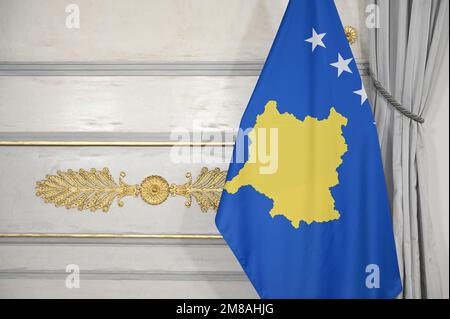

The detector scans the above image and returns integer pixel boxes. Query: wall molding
[0,269,247,281]
[0,236,226,246]
[0,60,369,76]
[0,132,236,147]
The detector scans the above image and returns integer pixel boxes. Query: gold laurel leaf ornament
[36,167,227,213]
[35,168,139,213]
[169,167,227,213]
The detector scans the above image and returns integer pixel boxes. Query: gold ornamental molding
[0,141,235,147]
[0,233,223,239]
[36,167,227,213]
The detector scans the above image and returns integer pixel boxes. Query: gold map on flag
[225,101,348,228]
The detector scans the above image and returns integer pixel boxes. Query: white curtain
[368,0,449,298]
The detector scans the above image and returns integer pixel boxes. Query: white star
[354,86,368,105]
[305,28,326,52]
[330,53,353,77]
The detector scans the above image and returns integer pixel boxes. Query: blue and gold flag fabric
[216,0,402,298]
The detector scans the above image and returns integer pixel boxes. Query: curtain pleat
[367,0,449,298]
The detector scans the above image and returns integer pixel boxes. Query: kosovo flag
[216,0,402,298]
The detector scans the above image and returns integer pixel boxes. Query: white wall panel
[0,146,232,234]
[0,76,253,133]
[0,244,244,273]
[0,279,258,299]
[0,0,367,62]
[0,0,371,298]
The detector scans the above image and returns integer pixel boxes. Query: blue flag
[216,0,402,298]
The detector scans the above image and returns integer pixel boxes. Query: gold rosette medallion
[140,176,170,205]
[344,25,358,45]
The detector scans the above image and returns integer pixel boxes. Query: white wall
[0,0,306,299]
[0,0,447,298]
[426,41,449,298]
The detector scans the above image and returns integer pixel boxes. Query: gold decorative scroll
[35,167,227,213]
[344,25,358,45]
